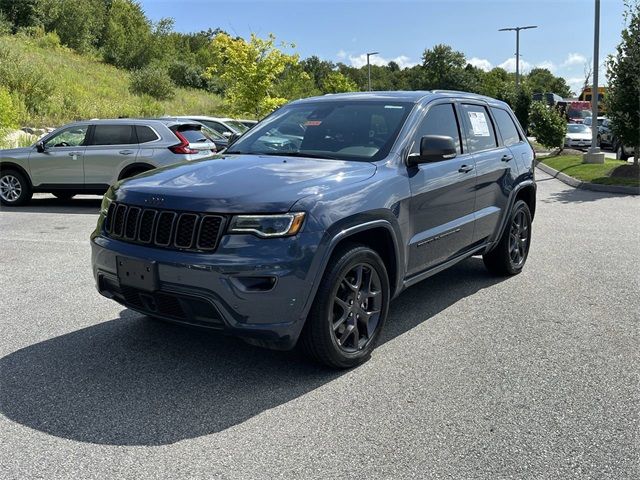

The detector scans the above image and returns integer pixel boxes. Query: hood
[114,154,377,213]
[0,147,31,158]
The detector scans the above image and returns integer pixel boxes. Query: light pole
[498,25,538,87]
[366,51,378,91]
[583,0,604,164]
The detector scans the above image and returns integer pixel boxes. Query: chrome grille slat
[103,202,224,252]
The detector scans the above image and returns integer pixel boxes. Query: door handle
[458,164,474,173]
[67,151,82,159]
[501,154,514,162]
[119,150,135,155]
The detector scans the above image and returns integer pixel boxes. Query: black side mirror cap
[227,133,241,146]
[407,135,457,166]
[35,141,45,153]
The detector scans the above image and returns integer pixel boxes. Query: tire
[53,192,76,200]
[616,145,629,161]
[483,200,532,276]
[0,170,32,206]
[300,243,390,369]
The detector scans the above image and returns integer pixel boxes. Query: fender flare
[488,180,536,251]
[0,162,32,188]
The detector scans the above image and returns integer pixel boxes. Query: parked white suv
[0,119,217,206]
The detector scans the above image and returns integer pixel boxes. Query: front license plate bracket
[116,256,158,292]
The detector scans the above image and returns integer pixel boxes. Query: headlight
[100,187,114,215]
[228,212,306,238]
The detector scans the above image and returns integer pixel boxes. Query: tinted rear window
[135,125,159,143]
[91,125,135,145]
[491,108,521,147]
[177,126,213,143]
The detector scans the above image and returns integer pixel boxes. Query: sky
[139,0,627,94]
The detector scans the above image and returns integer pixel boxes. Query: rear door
[83,124,139,186]
[458,103,517,243]
[406,102,477,275]
[28,125,88,186]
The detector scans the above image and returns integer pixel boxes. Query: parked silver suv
[0,119,217,206]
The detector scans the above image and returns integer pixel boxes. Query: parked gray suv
[92,91,536,368]
[0,119,217,206]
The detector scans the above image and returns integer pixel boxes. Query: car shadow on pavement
[1,196,102,214]
[542,187,633,205]
[0,257,505,446]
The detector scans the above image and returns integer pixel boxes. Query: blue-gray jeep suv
[91,91,536,368]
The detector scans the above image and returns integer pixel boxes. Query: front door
[28,125,88,186]
[406,102,477,275]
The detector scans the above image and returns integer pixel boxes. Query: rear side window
[411,103,462,154]
[199,120,229,136]
[90,125,135,145]
[491,108,522,146]
[460,104,498,153]
[135,125,159,143]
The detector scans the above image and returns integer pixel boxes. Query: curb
[536,162,639,195]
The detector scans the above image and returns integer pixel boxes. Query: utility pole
[499,25,538,87]
[583,0,605,164]
[366,52,379,91]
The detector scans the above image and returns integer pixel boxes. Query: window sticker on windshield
[305,120,322,126]
[468,111,490,136]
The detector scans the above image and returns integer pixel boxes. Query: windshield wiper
[254,152,342,160]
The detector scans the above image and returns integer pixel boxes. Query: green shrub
[529,101,567,150]
[0,86,18,128]
[130,64,175,100]
[35,31,62,50]
[0,42,54,115]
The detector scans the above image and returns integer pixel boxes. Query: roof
[291,90,508,107]
[65,118,201,128]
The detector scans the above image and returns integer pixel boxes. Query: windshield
[226,100,413,162]
[225,120,249,133]
[568,124,590,133]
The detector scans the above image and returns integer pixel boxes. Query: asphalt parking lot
[1,170,638,479]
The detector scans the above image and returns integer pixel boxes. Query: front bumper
[91,230,324,349]
[564,139,592,148]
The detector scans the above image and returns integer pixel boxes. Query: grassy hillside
[0,34,224,128]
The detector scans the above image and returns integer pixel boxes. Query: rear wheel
[0,170,32,206]
[300,244,390,369]
[483,200,532,276]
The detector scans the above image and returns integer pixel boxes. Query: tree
[529,101,567,150]
[605,0,640,165]
[205,33,298,117]
[47,0,107,53]
[273,63,320,100]
[321,71,358,94]
[300,55,335,90]
[513,86,532,134]
[526,68,573,98]
[102,0,153,69]
[420,44,467,89]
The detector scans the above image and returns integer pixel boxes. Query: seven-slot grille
[104,202,224,251]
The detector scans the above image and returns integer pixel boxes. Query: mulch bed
[610,163,640,179]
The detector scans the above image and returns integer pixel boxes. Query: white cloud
[562,53,587,67]
[346,53,417,69]
[566,77,586,94]
[468,57,493,71]
[498,57,555,73]
[336,49,347,60]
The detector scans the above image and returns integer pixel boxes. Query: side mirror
[35,141,46,153]
[227,132,240,146]
[407,135,457,166]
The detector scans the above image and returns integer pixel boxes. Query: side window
[44,126,88,148]
[460,104,498,153]
[411,103,461,155]
[202,121,228,136]
[135,125,159,144]
[90,125,135,146]
[491,108,522,147]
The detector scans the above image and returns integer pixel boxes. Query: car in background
[0,119,217,206]
[158,117,230,150]
[238,119,258,129]
[172,116,249,139]
[564,123,592,149]
[583,116,606,128]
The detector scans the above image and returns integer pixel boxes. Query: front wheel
[0,170,32,206]
[483,200,532,276]
[300,244,390,369]
[616,145,629,161]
